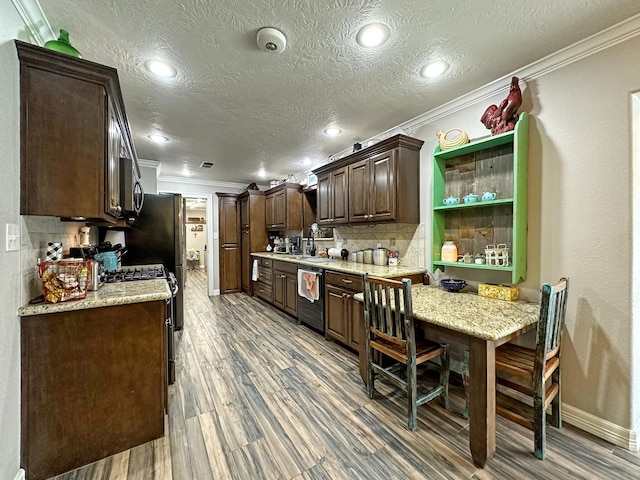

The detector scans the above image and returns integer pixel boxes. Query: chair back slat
[361,274,412,343]
[535,278,569,375]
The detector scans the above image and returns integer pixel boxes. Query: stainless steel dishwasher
[297,265,324,333]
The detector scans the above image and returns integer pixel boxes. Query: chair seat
[371,337,444,365]
[496,343,559,384]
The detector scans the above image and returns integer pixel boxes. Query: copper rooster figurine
[481,76,522,135]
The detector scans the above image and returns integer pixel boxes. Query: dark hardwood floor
[51,269,640,479]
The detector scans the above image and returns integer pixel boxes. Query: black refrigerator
[123,193,186,329]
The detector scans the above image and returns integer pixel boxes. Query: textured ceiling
[38,0,640,185]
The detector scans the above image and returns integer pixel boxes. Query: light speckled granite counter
[353,284,539,341]
[251,252,426,278]
[18,279,171,316]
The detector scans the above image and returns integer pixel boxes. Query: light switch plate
[6,223,19,251]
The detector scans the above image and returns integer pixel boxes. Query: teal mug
[94,251,118,272]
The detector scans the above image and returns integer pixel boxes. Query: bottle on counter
[441,241,458,263]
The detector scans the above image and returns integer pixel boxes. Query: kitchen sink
[299,257,336,263]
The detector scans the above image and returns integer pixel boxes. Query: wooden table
[354,285,539,468]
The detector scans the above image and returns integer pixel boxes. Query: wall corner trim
[14,468,25,480]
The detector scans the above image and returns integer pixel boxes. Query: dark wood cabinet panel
[265,183,302,231]
[347,159,369,222]
[285,274,298,317]
[21,301,166,480]
[349,149,396,223]
[252,256,273,303]
[369,150,396,221]
[239,191,267,294]
[217,193,241,294]
[325,271,363,352]
[326,284,348,343]
[317,166,349,226]
[272,260,298,318]
[16,40,135,223]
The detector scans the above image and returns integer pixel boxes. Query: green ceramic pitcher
[44,29,82,58]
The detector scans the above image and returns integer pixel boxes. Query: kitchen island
[354,284,539,468]
[18,280,171,480]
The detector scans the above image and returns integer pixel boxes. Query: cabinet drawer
[326,271,361,291]
[254,281,272,301]
[258,258,272,268]
[273,260,297,275]
[257,266,272,285]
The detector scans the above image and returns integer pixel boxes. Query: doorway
[184,196,209,279]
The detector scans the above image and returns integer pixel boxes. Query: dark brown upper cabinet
[264,182,302,231]
[313,134,424,226]
[16,40,137,223]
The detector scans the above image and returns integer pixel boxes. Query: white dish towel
[298,269,319,303]
[251,259,259,281]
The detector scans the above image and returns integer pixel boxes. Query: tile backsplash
[297,223,425,267]
[21,216,98,301]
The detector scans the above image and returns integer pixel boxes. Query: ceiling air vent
[200,161,215,169]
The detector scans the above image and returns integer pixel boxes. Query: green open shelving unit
[431,112,528,284]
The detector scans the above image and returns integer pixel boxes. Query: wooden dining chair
[494,277,569,459]
[361,273,450,431]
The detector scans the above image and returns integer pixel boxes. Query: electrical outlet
[6,223,19,251]
[389,237,396,246]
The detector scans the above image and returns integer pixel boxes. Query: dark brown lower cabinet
[253,256,273,303]
[21,301,166,480]
[273,260,298,318]
[325,271,363,352]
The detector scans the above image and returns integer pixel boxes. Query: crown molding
[137,159,160,168]
[314,13,640,168]
[11,0,54,45]
[158,175,249,190]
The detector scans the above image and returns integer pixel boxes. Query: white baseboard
[563,403,640,451]
[14,468,25,480]
[213,289,220,295]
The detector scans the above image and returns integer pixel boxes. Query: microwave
[120,157,144,217]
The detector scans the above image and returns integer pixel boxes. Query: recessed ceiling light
[302,157,311,165]
[147,134,169,143]
[258,168,267,177]
[420,60,449,78]
[356,23,390,48]
[181,167,192,177]
[324,127,342,137]
[144,59,177,78]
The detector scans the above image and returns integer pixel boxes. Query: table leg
[468,337,496,468]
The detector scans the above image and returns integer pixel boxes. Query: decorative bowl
[440,279,467,293]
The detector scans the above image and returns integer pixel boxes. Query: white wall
[185,205,207,269]
[0,3,28,478]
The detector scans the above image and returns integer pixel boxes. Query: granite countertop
[353,284,539,341]
[18,279,171,317]
[251,252,426,279]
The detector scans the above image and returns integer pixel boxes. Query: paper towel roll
[328,248,341,258]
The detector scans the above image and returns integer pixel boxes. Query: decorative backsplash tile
[21,216,96,301]
[333,223,425,267]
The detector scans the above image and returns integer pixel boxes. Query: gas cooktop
[102,265,167,283]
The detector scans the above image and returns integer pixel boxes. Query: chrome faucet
[308,228,316,256]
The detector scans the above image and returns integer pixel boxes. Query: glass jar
[441,241,458,263]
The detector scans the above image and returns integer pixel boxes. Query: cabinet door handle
[280,274,286,278]
[342,279,353,284]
